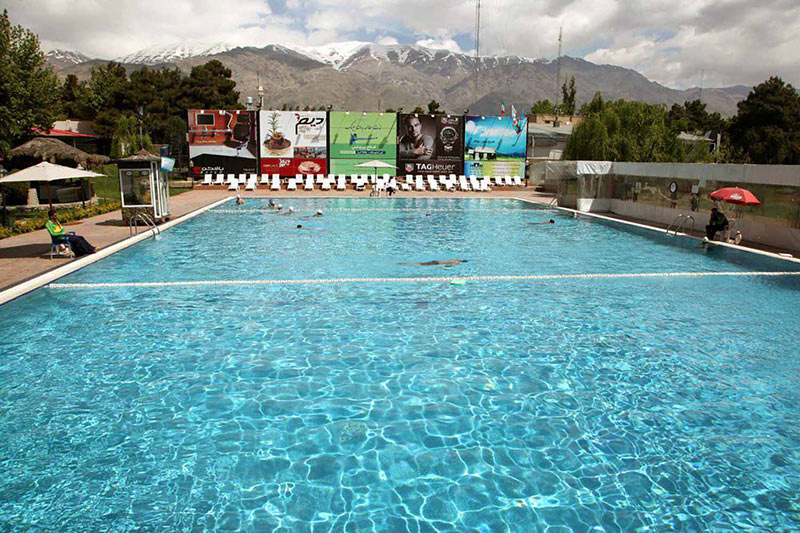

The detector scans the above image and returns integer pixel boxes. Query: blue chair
[48,231,74,259]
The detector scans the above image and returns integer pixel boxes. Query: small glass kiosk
[117,151,170,225]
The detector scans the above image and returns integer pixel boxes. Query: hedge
[1,201,121,240]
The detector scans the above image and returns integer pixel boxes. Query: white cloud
[8,0,800,88]
[376,36,399,45]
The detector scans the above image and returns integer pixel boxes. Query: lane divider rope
[50,271,800,289]
[210,208,540,213]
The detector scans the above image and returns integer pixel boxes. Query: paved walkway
[0,187,553,291]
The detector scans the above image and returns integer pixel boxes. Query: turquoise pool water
[1,198,799,530]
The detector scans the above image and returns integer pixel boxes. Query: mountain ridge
[45,42,749,116]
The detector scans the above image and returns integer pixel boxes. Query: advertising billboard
[397,114,464,176]
[188,109,258,176]
[329,112,397,159]
[329,158,397,177]
[259,110,327,176]
[463,115,528,177]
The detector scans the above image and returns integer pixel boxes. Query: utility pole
[699,69,705,104]
[555,26,562,117]
[474,0,481,106]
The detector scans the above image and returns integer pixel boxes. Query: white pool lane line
[0,196,234,306]
[49,271,800,290]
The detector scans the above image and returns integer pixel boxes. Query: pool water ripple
[1,199,799,530]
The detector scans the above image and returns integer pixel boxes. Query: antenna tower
[699,69,705,103]
[555,26,563,112]
[474,0,481,105]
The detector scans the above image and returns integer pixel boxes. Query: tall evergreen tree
[560,76,577,115]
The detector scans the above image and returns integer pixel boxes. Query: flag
[500,101,505,116]
[511,104,517,120]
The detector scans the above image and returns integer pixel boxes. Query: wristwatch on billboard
[440,126,458,152]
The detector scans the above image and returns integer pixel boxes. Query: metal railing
[666,214,695,236]
[129,212,160,237]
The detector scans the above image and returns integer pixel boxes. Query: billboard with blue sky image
[463,115,528,177]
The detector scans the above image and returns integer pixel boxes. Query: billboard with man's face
[329,112,397,159]
[463,115,528,177]
[397,114,464,176]
[259,110,327,176]
[188,109,258,176]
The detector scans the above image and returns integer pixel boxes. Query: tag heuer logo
[404,163,415,173]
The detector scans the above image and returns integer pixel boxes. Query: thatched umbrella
[8,137,110,167]
[115,149,160,163]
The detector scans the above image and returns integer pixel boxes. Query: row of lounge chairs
[201,173,525,192]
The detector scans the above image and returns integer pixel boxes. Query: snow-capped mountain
[45,49,91,65]
[115,42,232,65]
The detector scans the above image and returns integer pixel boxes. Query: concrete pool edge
[0,196,234,306]
[517,197,800,266]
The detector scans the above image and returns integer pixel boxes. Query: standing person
[45,209,97,257]
[398,115,434,160]
[705,207,729,240]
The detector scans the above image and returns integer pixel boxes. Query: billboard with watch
[397,114,463,176]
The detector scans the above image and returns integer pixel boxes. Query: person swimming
[268,199,276,208]
[282,206,294,215]
[296,224,323,231]
[235,195,245,205]
[298,209,324,219]
[400,259,468,266]
[528,219,555,225]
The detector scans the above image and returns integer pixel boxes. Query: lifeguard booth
[117,150,170,226]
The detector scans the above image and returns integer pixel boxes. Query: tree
[728,76,800,164]
[411,106,425,114]
[578,91,604,116]
[564,100,687,162]
[427,100,441,114]
[0,10,60,156]
[529,99,556,115]
[179,60,241,111]
[59,74,93,120]
[110,113,153,159]
[668,99,726,135]
[561,76,576,115]
[86,62,130,138]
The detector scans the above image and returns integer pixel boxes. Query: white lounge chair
[469,176,481,191]
[304,175,314,190]
[513,175,523,187]
[337,175,346,190]
[427,175,440,191]
[459,176,471,191]
[287,178,297,191]
[245,178,257,191]
[480,178,491,191]
[270,175,280,190]
[238,174,247,185]
[401,175,413,191]
[260,174,270,185]
[321,177,331,191]
[202,174,212,185]
[227,180,239,191]
[214,174,225,185]
[504,176,513,186]
[415,176,425,191]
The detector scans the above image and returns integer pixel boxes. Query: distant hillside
[47,42,750,116]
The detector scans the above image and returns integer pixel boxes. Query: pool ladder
[666,214,695,236]
[129,212,161,238]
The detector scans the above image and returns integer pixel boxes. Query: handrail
[667,214,695,236]
[129,212,160,237]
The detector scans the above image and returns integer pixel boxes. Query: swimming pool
[1,198,799,530]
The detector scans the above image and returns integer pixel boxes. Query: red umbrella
[708,187,761,207]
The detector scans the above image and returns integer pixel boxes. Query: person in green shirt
[46,209,97,257]
[705,207,729,240]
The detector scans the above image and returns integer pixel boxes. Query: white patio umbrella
[354,159,397,179]
[0,161,105,206]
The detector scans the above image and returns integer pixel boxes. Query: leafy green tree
[529,99,556,115]
[564,100,687,162]
[427,100,441,114]
[179,60,241,111]
[59,74,93,120]
[561,76,576,115]
[411,106,425,114]
[728,76,800,164]
[0,10,60,156]
[125,67,184,143]
[668,99,726,135]
[86,62,130,137]
[110,113,153,158]
[578,91,604,116]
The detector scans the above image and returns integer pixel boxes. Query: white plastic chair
[245,178,257,191]
[459,176,471,191]
[238,174,247,185]
[287,178,297,191]
[494,176,504,187]
[469,176,480,191]
[337,175,346,190]
[202,174,212,185]
[270,175,281,190]
[415,176,425,191]
[427,175,439,191]
[260,174,270,185]
[304,175,314,190]
[504,176,513,186]
[214,174,225,185]
[513,175,523,187]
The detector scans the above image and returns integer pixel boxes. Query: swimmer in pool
[298,210,324,219]
[296,224,323,231]
[528,219,555,225]
[400,259,468,267]
[235,195,245,205]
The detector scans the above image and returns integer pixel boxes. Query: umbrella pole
[47,183,53,208]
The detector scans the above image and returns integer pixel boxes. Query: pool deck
[0,187,553,292]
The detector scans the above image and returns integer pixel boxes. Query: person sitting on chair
[46,209,97,257]
[705,207,729,240]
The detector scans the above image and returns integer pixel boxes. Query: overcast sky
[7,0,799,89]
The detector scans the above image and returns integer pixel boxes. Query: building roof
[8,137,109,166]
[528,123,574,137]
[33,127,99,139]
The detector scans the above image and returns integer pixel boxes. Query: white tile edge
[0,196,234,306]
[515,197,800,265]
